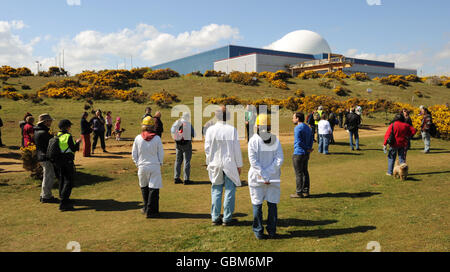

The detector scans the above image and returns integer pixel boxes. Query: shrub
[297,71,321,79]
[405,74,422,82]
[217,75,231,83]
[270,79,289,90]
[47,66,68,76]
[294,89,305,98]
[21,84,31,90]
[350,72,370,81]
[130,67,151,79]
[143,68,180,80]
[423,76,442,86]
[443,80,450,88]
[3,86,18,92]
[186,71,203,77]
[318,79,334,89]
[379,75,410,87]
[323,70,349,79]
[206,96,244,105]
[0,90,24,100]
[0,66,33,77]
[282,96,302,111]
[414,90,423,98]
[150,90,180,108]
[229,71,258,86]
[333,86,350,96]
[204,70,225,77]
[20,144,43,180]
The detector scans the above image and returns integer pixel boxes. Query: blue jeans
[421,131,430,152]
[211,174,236,223]
[349,130,359,150]
[318,134,330,154]
[387,147,406,175]
[253,202,277,238]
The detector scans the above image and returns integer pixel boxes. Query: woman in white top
[248,114,283,239]
[317,113,332,154]
[132,116,164,218]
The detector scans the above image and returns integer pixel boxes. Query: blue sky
[1,0,449,75]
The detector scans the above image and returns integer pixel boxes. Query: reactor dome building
[151,30,416,78]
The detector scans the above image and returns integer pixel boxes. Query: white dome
[265,30,332,55]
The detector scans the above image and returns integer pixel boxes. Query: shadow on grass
[0,152,21,160]
[409,170,450,176]
[308,192,381,198]
[329,152,362,156]
[274,226,376,239]
[234,218,337,227]
[74,171,114,187]
[158,212,247,219]
[0,161,21,166]
[90,154,124,159]
[72,199,141,212]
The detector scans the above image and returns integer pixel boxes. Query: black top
[345,112,361,132]
[154,117,164,137]
[33,123,53,162]
[81,118,92,135]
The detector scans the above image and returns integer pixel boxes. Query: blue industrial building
[151,44,415,78]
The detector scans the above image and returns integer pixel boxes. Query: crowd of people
[0,102,439,239]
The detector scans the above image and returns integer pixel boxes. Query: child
[114,117,122,141]
[105,111,112,139]
[132,116,164,218]
[56,119,81,211]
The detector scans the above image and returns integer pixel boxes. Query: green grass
[0,75,449,252]
[0,135,449,252]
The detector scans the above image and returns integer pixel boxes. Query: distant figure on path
[105,111,113,139]
[23,115,35,147]
[90,110,107,154]
[154,111,164,138]
[345,107,361,151]
[80,112,92,157]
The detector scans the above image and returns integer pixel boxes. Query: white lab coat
[132,134,164,188]
[204,121,243,186]
[247,134,284,205]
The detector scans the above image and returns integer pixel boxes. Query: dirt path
[0,124,387,174]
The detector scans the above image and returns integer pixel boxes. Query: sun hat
[37,113,54,124]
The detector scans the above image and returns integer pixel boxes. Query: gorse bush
[143,68,180,80]
[204,70,225,77]
[323,70,349,79]
[297,71,321,79]
[150,90,180,108]
[350,72,370,81]
[0,66,33,77]
[333,86,350,96]
[379,75,409,88]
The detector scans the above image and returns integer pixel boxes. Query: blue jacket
[294,123,313,155]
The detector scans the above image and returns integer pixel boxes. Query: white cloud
[53,23,240,73]
[66,0,81,6]
[366,0,382,6]
[0,20,37,68]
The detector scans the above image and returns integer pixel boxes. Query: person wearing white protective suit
[132,116,164,219]
[204,105,243,226]
[248,114,283,239]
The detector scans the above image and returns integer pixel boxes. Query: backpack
[313,112,320,121]
[429,123,437,137]
[386,123,396,147]
[46,134,69,162]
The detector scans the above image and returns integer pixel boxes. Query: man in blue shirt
[291,112,313,198]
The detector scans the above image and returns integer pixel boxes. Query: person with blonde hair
[132,116,164,218]
[248,114,283,239]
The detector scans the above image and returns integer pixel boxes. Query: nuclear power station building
[152,30,417,78]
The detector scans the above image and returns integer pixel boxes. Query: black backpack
[386,123,396,147]
[429,123,437,137]
[46,134,68,162]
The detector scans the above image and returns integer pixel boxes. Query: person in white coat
[132,116,164,218]
[317,113,332,155]
[248,114,283,239]
[204,106,243,226]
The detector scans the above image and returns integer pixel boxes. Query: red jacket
[383,121,417,148]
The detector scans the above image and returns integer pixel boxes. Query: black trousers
[293,154,310,195]
[92,130,106,151]
[58,161,75,207]
[147,188,160,216]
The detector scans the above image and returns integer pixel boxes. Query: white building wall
[214,54,257,73]
[255,54,311,73]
